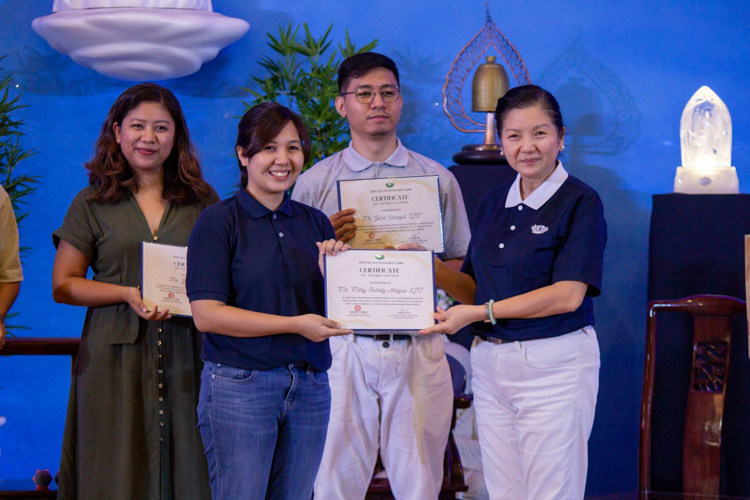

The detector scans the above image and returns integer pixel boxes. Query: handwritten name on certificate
[141,242,192,317]
[337,175,444,252]
[325,249,436,331]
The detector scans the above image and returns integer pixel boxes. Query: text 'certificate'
[141,242,191,317]
[325,249,436,331]
[337,175,444,252]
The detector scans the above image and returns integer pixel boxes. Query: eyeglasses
[340,86,401,104]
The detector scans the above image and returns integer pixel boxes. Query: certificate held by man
[141,242,192,317]
[337,175,445,252]
[325,249,436,331]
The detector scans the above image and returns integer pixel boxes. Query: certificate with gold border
[324,249,436,331]
[337,175,444,252]
[141,242,192,317]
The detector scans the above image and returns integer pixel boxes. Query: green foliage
[243,23,378,170]
[0,58,40,239]
[0,57,40,335]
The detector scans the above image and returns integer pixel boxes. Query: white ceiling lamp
[32,0,249,81]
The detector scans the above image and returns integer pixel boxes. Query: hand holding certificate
[337,175,445,252]
[141,242,192,317]
[325,249,436,331]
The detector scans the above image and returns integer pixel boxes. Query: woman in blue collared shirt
[422,85,606,500]
[186,102,352,499]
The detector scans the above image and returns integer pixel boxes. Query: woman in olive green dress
[52,83,218,500]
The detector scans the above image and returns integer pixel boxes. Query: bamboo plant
[0,57,40,333]
[244,23,378,170]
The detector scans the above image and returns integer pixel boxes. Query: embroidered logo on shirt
[530,225,549,234]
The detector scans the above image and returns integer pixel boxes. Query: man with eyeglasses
[292,52,470,500]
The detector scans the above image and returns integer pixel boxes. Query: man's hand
[330,208,357,242]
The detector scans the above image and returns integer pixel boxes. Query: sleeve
[186,205,233,303]
[0,186,23,282]
[551,192,607,296]
[319,210,335,241]
[438,170,471,261]
[51,189,98,261]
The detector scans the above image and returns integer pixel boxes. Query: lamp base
[453,145,508,165]
[674,166,739,194]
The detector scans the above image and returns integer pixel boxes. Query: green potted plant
[0,57,40,334]
[244,23,378,170]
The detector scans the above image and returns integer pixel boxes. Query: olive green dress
[53,186,219,500]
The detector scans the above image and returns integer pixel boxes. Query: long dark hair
[236,102,311,187]
[495,84,565,138]
[85,83,211,205]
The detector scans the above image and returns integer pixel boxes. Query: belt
[354,333,413,342]
[477,334,517,345]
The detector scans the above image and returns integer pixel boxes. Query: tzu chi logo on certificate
[324,249,437,331]
[336,175,446,253]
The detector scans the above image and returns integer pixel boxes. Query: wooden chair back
[640,295,746,495]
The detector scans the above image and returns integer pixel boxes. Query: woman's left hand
[418,304,484,335]
[317,239,351,277]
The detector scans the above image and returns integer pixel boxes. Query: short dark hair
[236,102,311,187]
[86,83,211,205]
[337,52,400,94]
[495,84,564,138]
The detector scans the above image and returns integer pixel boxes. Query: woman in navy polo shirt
[421,85,606,499]
[186,102,352,499]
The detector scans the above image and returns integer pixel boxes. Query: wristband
[483,300,497,325]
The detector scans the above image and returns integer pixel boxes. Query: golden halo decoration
[443,6,531,133]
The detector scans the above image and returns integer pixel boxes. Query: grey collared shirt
[292,139,470,261]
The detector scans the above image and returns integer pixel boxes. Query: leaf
[0,57,39,329]
[240,25,376,172]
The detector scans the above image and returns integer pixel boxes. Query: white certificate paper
[337,175,445,252]
[325,249,436,331]
[141,242,192,317]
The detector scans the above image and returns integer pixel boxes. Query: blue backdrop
[1,0,749,494]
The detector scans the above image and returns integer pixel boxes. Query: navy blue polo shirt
[463,164,607,341]
[186,188,335,372]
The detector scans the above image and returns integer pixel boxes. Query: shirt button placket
[157,324,165,443]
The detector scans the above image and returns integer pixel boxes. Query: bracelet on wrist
[487,299,496,325]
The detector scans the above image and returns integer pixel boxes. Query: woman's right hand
[418,304,484,335]
[123,286,172,321]
[294,314,353,342]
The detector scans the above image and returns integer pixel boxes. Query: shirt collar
[505,161,569,210]
[342,138,409,172]
[236,187,296,218]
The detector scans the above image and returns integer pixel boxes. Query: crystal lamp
[674,86,738,194]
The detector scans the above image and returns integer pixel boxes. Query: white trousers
[470,327,600,500]
[314,333,453,500]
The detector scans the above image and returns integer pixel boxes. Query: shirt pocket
[212,363,256,382]
[510,234,557,285]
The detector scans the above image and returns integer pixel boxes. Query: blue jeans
[197,361,331,500]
